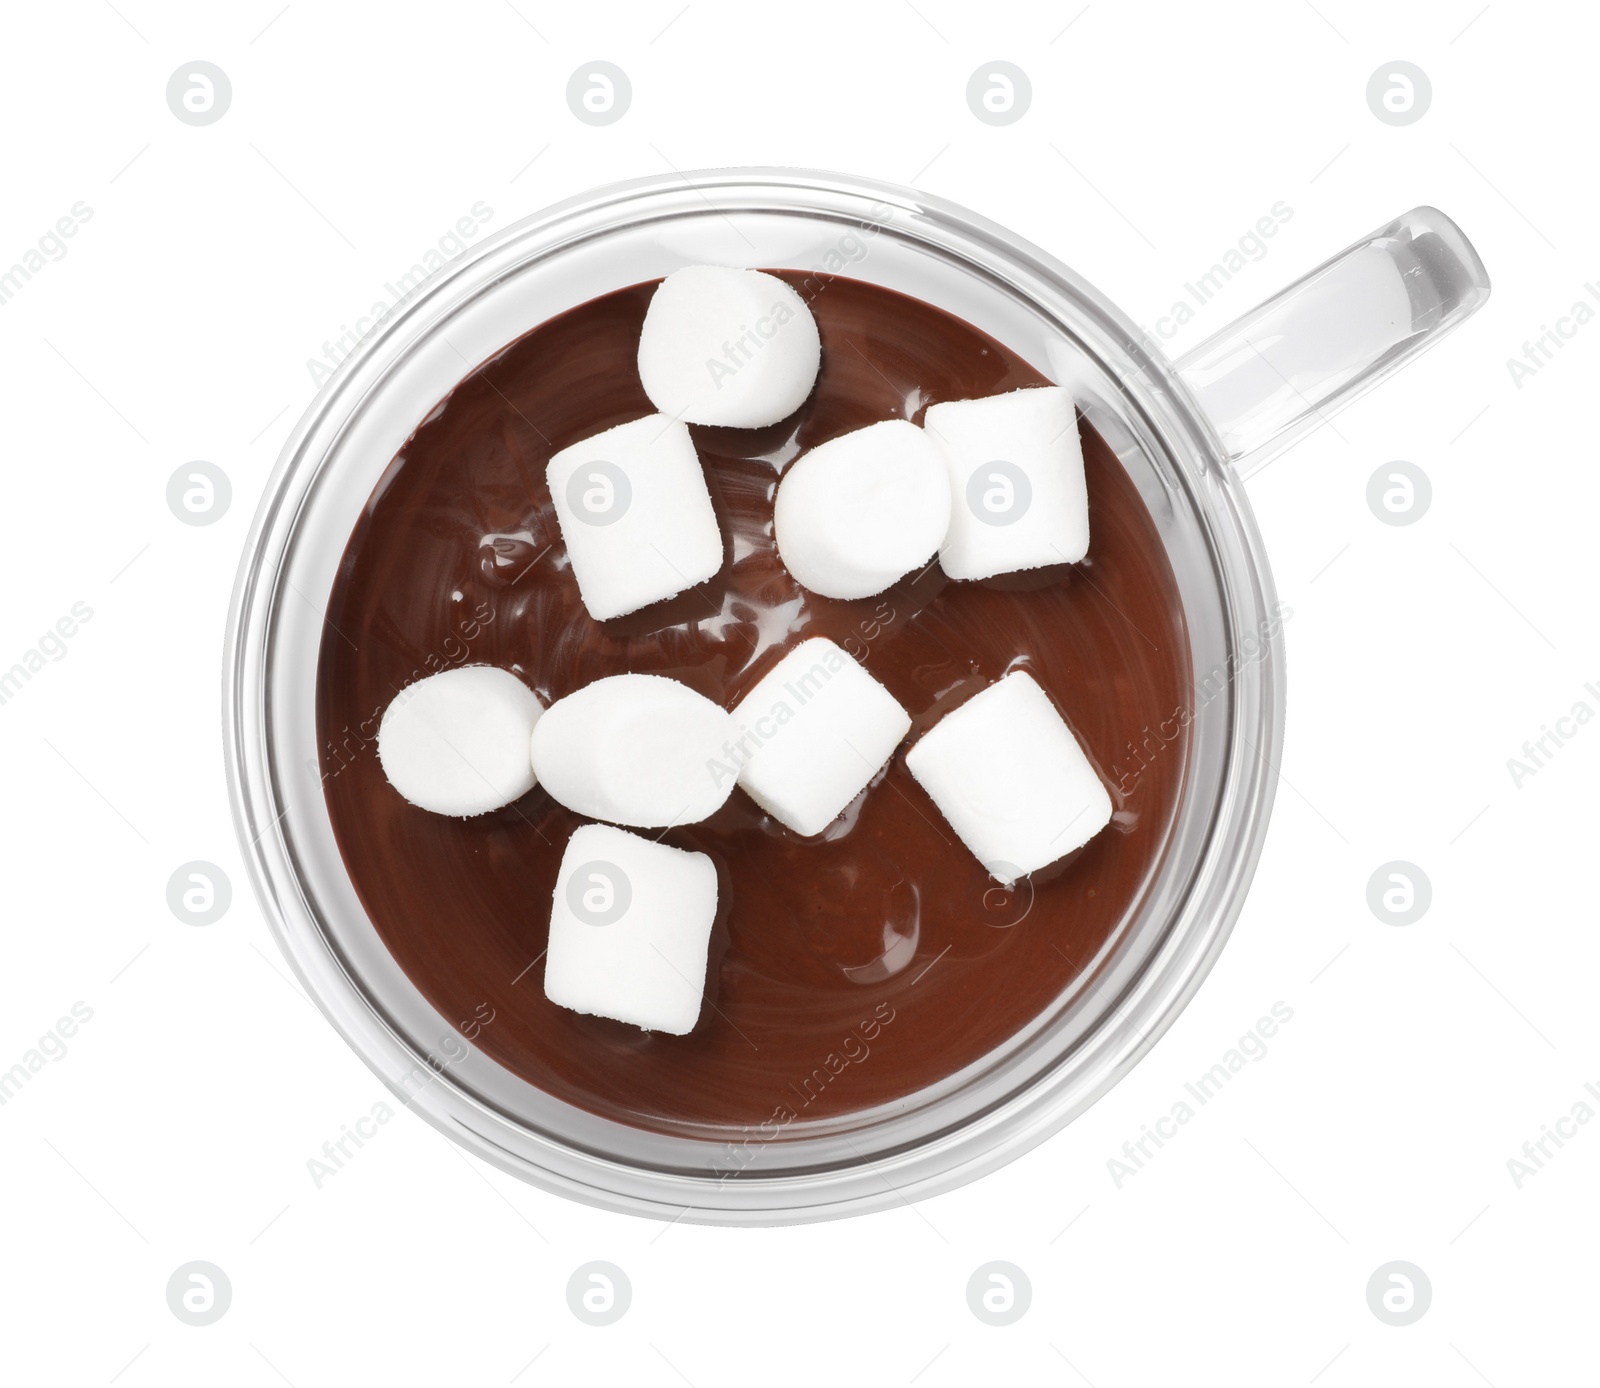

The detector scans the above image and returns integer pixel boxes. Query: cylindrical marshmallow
[377,665,543,817]
[531,673,737,828]
[773,419,952,600]
[637,265,821,428]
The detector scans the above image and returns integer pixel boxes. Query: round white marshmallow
[773,419,952,600]
[637,265,821,428]
[531,673,736,828]
[377,665,543,817]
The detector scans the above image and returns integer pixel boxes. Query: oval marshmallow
[637,266,821,428]
[378,665,543,817]
[773,419,952,600]
[531,673,736,828]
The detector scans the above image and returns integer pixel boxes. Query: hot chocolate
[315,271,1190,1138]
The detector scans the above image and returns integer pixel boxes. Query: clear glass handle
[1175,207,1491,477]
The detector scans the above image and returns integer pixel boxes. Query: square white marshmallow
[547,414,724,620]
[906,671,1112,884]
[923,386,1090,581]
[543,823,718,1035]
[729,637,911,837]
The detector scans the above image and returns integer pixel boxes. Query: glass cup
[224,169,1489,1223]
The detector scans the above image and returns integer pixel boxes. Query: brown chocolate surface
[315,273,1189,1138]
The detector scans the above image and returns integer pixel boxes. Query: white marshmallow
[773,419,952,600]
[377,665,542,817]
[544,823,719,1035]
[547,414,724,621]
[637,265,822,428]
[728,637,911,836]
[923,386,1090,581]
[906,671,1112,884]
[531,673,735,828]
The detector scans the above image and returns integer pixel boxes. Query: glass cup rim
[224,166,1285,1224]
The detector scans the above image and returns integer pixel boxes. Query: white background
[1,1,1594,1383]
